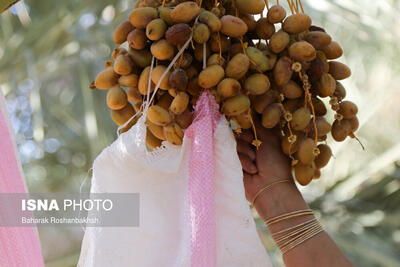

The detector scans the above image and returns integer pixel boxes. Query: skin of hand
[236,120,354,267]
[236,121,293,202]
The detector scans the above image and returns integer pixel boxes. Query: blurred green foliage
[0,0,399,266]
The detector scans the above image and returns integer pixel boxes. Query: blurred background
[0,0,399,266]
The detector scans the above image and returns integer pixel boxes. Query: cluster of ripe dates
[92,0,359,186]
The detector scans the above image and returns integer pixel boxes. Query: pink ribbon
[0,90,44,267]
[185,90,221,267]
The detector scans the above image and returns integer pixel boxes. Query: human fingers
[237,139,256,161]
[236,130,253,143]
[254,120,281,147]
[238,153,258,174]
[243,172,254,202]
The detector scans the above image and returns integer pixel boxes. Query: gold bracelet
[271,217,317,239]
[251,180,291,206]
[267,210,323,254]
[265,209,314,226]
[277,222,321,249]
[281,224,323,253]
[281,225,324,254]
[274,219,319,244]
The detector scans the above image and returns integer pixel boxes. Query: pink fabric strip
[185,90,221,267]
[0,89,44,267]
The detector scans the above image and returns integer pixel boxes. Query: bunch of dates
[92,0,359,186]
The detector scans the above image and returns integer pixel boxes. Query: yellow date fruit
[314,168,321,180]
[312,98,327,116]
[150,39,175,60]
[244,74,270,95]
[331,119,352,142]
[274,56,293,86]
[146,130,162,149]
[295,163,314,186]
[305,31,332,50]
[198,65,225,88]
[128,49,152,68]
[235,111,253,129]
[113,20,134,44]
[297,138,316,164]
[119,74,138,87]
[207,53,226,67]
[120,115,139,133]
[220,15,248,37]
[313,117,332,137]
[158,6,174,25]
[107,86,128,110]
[146,120,166,140]
[329,61,351,80]
[217,78,241,99]
[225,53,250,79]
[138,66,156,95]
[147,105,172,126]
[236,0,265,15]
[347,116,359,133]
[281,133,301,155]
[171,2,201,23]
[222,94,251,116]
[246,46,271,72]
[317,73,336,97]
[289,41,316,62]
[314,144,332,169]
[151,65,171,90]
[267,5,286,23]
[146,18,167,41]
[269,30,290,54]
[252,90,277,114]
[114,55,133,75]
[335,81,347,100]
[321,41,343,59]
[281,80,303,99]
[291,107,311,131]
[199,11,221,32]
[127,86,142,103]
[163,123,184,145]
[338,101,358,119]
[127,29,146,50]
[283,13,312,34]
[262,103,282,128]
[110,103,135,126]
[170,92,189,115]
[95,68,119,90]
[255,18,275,39]
[193,23,210,44]
[129,7,158,29]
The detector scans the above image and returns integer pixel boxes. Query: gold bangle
[281,225,323,253]
[281,226,324,254]
[277,222,321,249]
[274,219,319,244]
[271,217,317,239]
[265,209,314,226]
[267,211,324,254]
[251,180,291,206]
